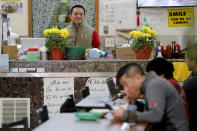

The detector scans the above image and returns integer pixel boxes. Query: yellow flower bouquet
[43,28,69,52]
[129,26,157,59]
[43,28,69,60]
[129,26,157,50]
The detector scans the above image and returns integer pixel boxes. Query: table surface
[33,113,147,131]
[76,94,115,109]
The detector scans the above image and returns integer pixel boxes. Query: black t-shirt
[183,74,197,122]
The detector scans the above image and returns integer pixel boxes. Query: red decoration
[137,9,140,26]
[137,15,140,26]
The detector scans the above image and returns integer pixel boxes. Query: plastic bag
[173,62,191,82]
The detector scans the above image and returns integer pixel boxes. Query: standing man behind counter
[66,5,101,49]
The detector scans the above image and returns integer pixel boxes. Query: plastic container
[59,1,69,15]
[74,112,101,121]
[156,46,163,58]
[107,54,113,60]
[66,46,85,60]
[39,47,47,60]
[40,51,47,60]
[27,48,40,61]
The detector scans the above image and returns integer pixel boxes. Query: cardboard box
[2,45,17,60]
[116,47,136,60]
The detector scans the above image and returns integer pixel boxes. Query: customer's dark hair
[116,63,145,87]
[146,57,174,79]
[71,5,86,14]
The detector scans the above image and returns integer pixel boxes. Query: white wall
[99,0,197,49]
[139,7,197,49]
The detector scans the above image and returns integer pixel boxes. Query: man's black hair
[116,63,145,88]
[146,58,174,79]
[71,5,86,15]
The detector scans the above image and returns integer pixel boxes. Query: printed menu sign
[44,78,74,118]
[86,77,116,94]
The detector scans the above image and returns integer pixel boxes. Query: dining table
[33,113,147,131]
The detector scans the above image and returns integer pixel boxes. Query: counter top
[0,72,116,77]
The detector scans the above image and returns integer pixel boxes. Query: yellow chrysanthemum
[50,28,60,34]
[144,33,152,38]
[142,26,151,31]
[60,29,70,38]
[129,31,136,36]
[132,31,138,38]
[133,31,144,38]
[150,30,157,35]
[142,26,151,33]
[43,29,49,36]
[139,32,145,37]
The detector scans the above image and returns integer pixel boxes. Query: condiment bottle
[166,44,172,58]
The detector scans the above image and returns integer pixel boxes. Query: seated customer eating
[111,63,189,131]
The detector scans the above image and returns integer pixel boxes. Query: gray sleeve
[135,81,167,123]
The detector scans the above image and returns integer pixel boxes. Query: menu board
[86,77,116,94]
[44,78,74,118]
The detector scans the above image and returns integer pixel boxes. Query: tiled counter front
[0,77,43,130]
[0,60,185,130]
[0,77,89,130]
[9,60,149,72]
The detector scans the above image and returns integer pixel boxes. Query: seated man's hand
[110,105,125,121]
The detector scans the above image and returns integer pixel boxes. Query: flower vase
[50,45,65,60]
[133,44,152,59]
